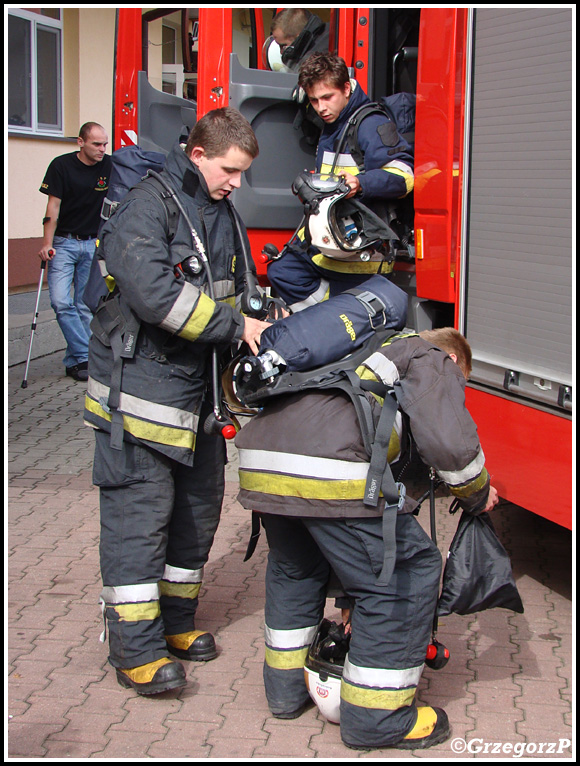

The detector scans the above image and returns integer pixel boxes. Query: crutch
[21,254,52,389]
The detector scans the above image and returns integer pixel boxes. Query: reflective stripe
[114,602,161,622]
[265,624,318,650]
[265,646,309,670]
[437,449,486,487]
[84,396,196,450]
[239,449,370,481]
[383,162,414,194]
[289,279,330,312]
[178,292,216,341]
[449,467,490,498]
[239,470,372,500]
[101,584,159,604]
[359,352,400,386]
[343,657,424,689]
[311,254,390,274]
[160,282,202,333]
[159,581,201,599]
[98,259,109,277]
[321,150,359,171]
[213,278,235,301]
[385,159,414,177]
[163,564,204,583]
[341,682,416,710]
[87,378,197,431]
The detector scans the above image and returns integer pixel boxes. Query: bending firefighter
[234,326,498,750]
[84,108,269,695]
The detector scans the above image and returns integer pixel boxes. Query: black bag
[437,511,524,616]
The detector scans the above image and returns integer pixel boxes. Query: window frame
[8,8,64,137]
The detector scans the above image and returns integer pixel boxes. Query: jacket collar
[321,80,370,143]
[163,142,214,205]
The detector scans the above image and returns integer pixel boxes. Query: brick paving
[7,350,574,760]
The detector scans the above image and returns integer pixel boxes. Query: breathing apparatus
[262,12,326,72]
[147,170,269,440]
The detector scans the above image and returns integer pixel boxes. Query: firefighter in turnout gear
[234,327,499,750]
[267,52,414,311]
[84,108,270,694]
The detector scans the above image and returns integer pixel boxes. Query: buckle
[355,290,387,329]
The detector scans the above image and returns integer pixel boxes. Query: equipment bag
[437,510,525,616]
[82,145,177,313]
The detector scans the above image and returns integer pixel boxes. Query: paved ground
[6,349,574,760]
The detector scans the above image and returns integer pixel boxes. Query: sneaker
[343,707,450,751]
[165,630,218,661]
[116,657,186,695]
[65,363,88,382]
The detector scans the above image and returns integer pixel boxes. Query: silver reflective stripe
[385,159,414,176]
[264,624,318,650]
[321,150,358,169]
[87,378,198,431]
[289,279,330,313]
[101,584,159,604]
[361,352,400,386]
[437,448,486,487]
[239,449,370,481]
[343,657,424,689]
[160,282,201,333]
[212,278,235,301]
[163,564,204,583]
[98,259,109,277]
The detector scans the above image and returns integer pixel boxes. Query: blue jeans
[48,235,96,368]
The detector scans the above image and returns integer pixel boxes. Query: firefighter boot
[165,630,218,662]
[394,706,450,749]
[116,657,186,695]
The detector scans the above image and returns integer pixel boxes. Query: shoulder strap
[134,175,180,242]
[331,102,390,173]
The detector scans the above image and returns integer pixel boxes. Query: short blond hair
[418,328,472,378]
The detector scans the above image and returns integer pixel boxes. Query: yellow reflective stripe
[159,581,201,599]
[311,254,389,274]
[113,602,161,622]
[449,467,489,498]
[341,680,416,710]
[240,470,377,501]
[265,646,309,670]
[105,275,116,293]
[84,397,196,451]
[382,165,414,195]
[178,292,216,341]
[320,160,360,176]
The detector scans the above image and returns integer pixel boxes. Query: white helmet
[262,36,291,72]
[303,619,350,724]
[292,172,398,260]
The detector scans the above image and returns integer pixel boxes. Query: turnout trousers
[260,512,442,748]
[94,405,226,669]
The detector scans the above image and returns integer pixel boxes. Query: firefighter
[235,327,499,749]
[84,108,270,695]
[268,52,414,311]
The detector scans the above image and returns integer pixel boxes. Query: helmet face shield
[262,36,291,72]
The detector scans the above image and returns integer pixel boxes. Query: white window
[8,9,63,135]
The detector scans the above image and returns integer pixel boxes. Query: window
[8,9,63,134]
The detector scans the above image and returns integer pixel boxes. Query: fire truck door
[228,53,317,230]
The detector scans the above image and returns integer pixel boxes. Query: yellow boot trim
[119,657,173,684]
[165,630,208,651]
[404,706,438,740]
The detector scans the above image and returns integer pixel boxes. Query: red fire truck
[112,7,573,528]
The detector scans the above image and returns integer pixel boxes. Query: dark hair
[418,328,473,378]
[298,52,350,93]
[185,107,259,160]
[79,122,105,141]
[271,8,311,38]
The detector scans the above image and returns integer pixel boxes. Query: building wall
[7,8,116,293]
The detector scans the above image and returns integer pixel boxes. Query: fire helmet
[303,618,350,724]
[292,172,398,260]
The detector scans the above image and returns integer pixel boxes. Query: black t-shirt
[40,151,112,237]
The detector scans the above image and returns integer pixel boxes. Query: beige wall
[8,8,116,243]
